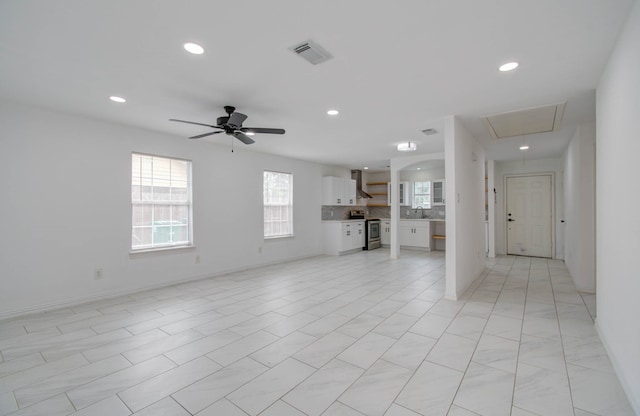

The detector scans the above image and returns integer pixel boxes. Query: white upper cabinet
[432,179,445,205]
[322,177,357,206]
[387,181,410,206]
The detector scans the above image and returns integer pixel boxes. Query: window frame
[263,170,294,239]
[131,152,193,252]
[412,180,432,209]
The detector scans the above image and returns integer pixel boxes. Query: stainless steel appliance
[348,210,380,250]
[365,219,381,250]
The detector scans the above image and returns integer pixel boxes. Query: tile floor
[0,250,635,416]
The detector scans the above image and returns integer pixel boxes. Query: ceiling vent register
[290,40,333,65]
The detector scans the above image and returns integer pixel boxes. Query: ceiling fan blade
[233,131,255,145]
[241,127,286,135]
[170,119,220,129]
[227,112,248,128]
[189,131,223,139]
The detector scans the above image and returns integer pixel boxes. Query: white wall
[562,123,596,292]
[595,1,640,411]
[445,116,486,299]
[494,158,564,259]
[0,100,333,317]
[400,166,445,182]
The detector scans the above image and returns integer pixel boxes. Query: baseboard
[0,253,322,320]
[594,319,640,415]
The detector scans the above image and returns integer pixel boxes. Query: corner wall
[445,116,486,299]
[595,1,640,411]
[563,123,596,293]
[0,100,331,317]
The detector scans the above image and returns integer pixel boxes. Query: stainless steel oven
[365,219,381,250]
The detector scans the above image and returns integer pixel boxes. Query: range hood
[351,170,372,199]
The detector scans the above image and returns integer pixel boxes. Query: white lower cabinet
[323,221,365,255]
[381,221,391,245]
[399,220,430,249]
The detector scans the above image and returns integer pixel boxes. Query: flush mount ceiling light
[327,109,339,116]
[499,61,519,72]
[184,42,204,55]
[109,96,126,103]
[397,142,417,152]
[520,145,530,150]
[363,166,369,170]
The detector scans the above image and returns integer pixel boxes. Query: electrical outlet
[94,268,103,280]
[195,255,200,264]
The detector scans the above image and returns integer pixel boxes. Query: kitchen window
[413,181,431,209]
[131,153,192,251]
[264,170,293,238]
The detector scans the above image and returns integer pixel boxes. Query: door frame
[503,172,555,258]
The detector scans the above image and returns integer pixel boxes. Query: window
[131,153,192,251]
[413,181,431,209]
[264,171,293,238]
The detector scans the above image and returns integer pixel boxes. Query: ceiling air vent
[482,102,566,139]
[289,40,333,65]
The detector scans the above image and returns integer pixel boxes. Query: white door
[506,175,552,258]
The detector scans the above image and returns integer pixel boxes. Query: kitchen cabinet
[322,177,356,206]
[388,181,410,206]
[432,179,445,205]
[399,220,430,249]
[322,220,365,255]
[381,220,391,245]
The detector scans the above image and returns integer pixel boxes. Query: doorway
[506,174,553,258]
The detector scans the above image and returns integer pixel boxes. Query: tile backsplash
[321,205,445,220]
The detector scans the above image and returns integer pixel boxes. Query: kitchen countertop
[379,218,446,222]
[322,219,366,222]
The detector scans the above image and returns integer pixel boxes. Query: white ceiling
[0,1,633,170]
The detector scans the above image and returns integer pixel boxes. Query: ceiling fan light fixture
[245,131,255,136]
[109,96,126,103]
[184,42,204,55]
[397,142,417,152]
[499,61,519,72]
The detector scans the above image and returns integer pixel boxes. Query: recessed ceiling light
[520,145,529,150]
[397,142,417,152]
[499,62,519,72]
[109,96,126,103]
[417,167,421,170]
[363,166,369,170]
[327,109,339,116]
[184,42,204,55]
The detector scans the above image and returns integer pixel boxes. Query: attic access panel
[483,103,566,139]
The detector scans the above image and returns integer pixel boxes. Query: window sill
[264,234,294,240]
[129,245,195,256]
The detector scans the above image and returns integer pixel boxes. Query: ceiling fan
[169,105,285,145]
